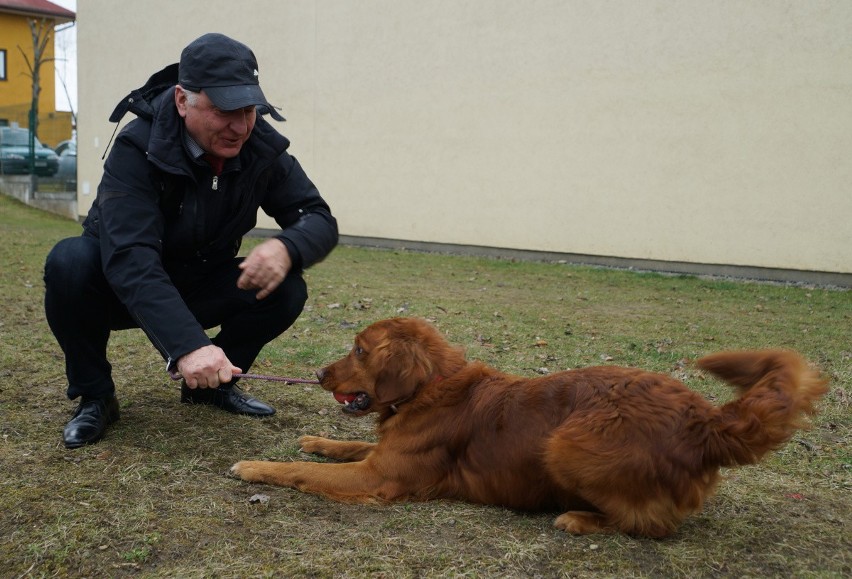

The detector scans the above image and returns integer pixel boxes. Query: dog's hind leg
[554,511,614,535]
[555,503,679,538]
[544,414,693,538]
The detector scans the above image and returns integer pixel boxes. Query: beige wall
[77,0,852,275]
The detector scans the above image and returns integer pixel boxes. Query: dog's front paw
[230,460,261,482]
[298,435,325,454]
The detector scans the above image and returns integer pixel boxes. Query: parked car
[55,139,75,157]
[55,139,77,186]
[0,126,60,176]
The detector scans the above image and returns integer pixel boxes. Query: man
[44,33,338,448]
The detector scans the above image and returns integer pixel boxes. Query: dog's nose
[315,368,325,381]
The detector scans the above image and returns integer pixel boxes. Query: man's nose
[227,110,249,134]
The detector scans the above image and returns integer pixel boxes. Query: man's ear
[174,86,189,118]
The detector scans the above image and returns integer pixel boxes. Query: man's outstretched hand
[237,238,291,300]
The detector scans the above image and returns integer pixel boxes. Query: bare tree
[17,18,55,139]
[54,22,77,128]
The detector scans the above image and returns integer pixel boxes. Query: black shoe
[63,395,120,449]
[180,383,275,417]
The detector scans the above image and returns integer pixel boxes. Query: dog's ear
[372,338,434,405]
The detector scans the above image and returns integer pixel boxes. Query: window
[0,49,6,81]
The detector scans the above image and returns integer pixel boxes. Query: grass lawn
[1,194,849,577]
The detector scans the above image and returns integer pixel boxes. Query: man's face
[175,87,256,158]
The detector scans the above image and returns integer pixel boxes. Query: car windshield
[1,128,45,148]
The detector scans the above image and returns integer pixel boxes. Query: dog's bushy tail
[697,350,828,467]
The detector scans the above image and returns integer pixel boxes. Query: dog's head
[316,317,465,416]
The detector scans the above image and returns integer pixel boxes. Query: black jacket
[82,81,338,367]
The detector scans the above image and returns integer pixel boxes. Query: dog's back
[388,362,699,511]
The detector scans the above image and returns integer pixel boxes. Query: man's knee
[246,273,308,336]
[267,273,308,320]
[45,236,101,289]
[279,273,308,306]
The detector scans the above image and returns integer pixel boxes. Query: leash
[169,369,319,385]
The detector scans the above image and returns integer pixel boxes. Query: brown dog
[231,317,827,537]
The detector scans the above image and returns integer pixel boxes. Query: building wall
[0,11,71,146]
[76,0,852,275]
[0,13,39,106]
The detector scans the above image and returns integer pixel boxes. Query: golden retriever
[231,317,827,537]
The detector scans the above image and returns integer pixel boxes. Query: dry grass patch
[1,195,849,577]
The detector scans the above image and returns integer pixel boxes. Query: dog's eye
[354,346,364,356]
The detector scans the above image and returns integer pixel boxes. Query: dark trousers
[43,234,307,400]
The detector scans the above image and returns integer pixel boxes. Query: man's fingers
[237,239,289,297]
[254,279,279,300]
[217,367,233,384]
[237,269,283,299]
[177,346,241,389]
[236,270,252,290]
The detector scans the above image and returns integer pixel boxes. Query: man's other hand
[237,238,291,299]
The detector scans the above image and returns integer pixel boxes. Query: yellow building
[0,0,75,147]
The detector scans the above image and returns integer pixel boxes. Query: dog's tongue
[333,392,357,405]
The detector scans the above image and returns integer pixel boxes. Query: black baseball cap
[179,33,284,121]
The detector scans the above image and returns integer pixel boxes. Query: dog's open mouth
[333,391,371,413]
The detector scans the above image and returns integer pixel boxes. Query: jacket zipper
[212,175,218,191]
[135,311,174,369]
